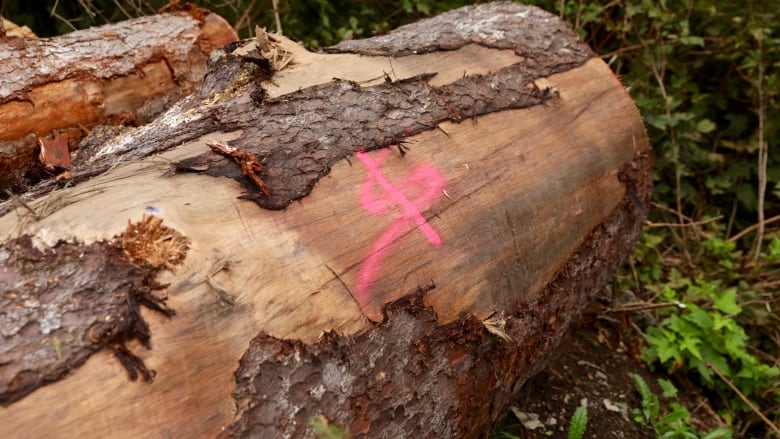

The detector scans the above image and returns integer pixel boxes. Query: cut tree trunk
[0,3,652,438]
[0,8,238,192]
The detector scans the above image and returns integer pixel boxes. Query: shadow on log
[0,2,651,438]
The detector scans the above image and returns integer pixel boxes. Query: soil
[496,295,722,438]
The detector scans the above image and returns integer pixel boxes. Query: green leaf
[632,374,659,422]
[567,404,588,439]
[696,119,716,133]
[678,334,703,361]
[309,415,349,439]
[680,35,705,47]
[712,288,741,315]
[648,331,680,364]
[658,403,690,425]
[657,378,678,398]
[685,307,713,330]
[702,428,733,439]
[721,328,748,357]
[711,313,735,332]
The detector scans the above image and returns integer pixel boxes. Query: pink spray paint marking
[355,150,445,301]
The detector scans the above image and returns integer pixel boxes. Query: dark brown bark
[0,216,187,405]
[0,2,591,214]
[177,68,562,210]
[328,2,590,57]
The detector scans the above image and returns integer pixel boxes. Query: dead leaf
[510,407,545,430]
[38,131,71,171]
[483,311,513,342]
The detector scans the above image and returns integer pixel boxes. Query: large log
[0,3,652,438]
[0,8,238,192]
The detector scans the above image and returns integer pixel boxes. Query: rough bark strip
[221,146,652,439]
[0,217,188,405]
[0,2,593,215]
[176,62,562,210]
[328,2,592,62]
[0,11,238,194]
[0,13,231,105]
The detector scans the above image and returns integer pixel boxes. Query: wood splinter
[206,139,271,198]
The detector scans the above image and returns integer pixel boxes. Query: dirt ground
[494,296,722,438]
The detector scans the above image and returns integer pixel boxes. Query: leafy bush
[520,0,779,434]
[640,267,780,411]
[631,373,733,439]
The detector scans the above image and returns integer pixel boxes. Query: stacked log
[0,7,237,192]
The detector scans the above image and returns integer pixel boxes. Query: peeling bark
[176,66,562,209]
[0,216,188,405]
[328,2,591,58]
[0,10,237,193]
[0,1,592,214]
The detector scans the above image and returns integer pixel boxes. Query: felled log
[0,3,652,438]
[0,8,238,192]
[1,17,37,38]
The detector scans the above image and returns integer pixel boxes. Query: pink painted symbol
[355,150,445,301]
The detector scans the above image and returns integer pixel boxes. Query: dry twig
[707,362,780,436]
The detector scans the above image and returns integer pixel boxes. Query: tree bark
[0,8,237,192]
[0,3,652,438]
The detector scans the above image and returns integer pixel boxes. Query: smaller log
[0,9,238,192]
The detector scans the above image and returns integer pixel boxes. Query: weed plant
[631,374,733,439]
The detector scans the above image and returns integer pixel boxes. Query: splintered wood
[122,214,190,272]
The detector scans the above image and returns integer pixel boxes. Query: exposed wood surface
[1,17,36,38]
[0,10,237,189]
[0,3,651,438]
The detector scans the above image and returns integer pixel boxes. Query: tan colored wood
[259,35,523,97]
[1,17,37,38]
[0,48,647,436]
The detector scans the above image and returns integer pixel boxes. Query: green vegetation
[3,0,778,436]
[309,415,350,439]
[547,0,780,437]
[639,256,780,413]
[489,403,587,439]
[567,403,588,439]
[508,0,780,435]
[631,374,733,439]
[562,1,780,435]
